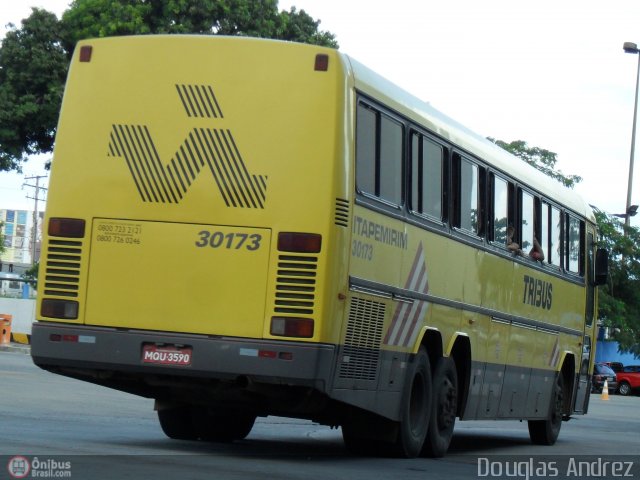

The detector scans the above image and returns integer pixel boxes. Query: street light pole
[624,42,640,230]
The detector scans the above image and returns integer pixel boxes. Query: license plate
[142,344,192,366]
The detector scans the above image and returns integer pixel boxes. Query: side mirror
[594,248,609,286]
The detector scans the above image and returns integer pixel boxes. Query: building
[1,208,43,297]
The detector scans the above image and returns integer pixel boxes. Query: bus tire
[196,408,256,442]
[157,405,199,440]
[392,346,432,458]
[528,373,564,445]
[342,347,431,458]
[423,356,457,458]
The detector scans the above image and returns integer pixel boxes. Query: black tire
[618,381,631,396]
[393,347,432,458]
[528,373,564,445]
[157,406,199,440]
[423,356,458,458]
[196,408,257,442]
[342,347,432,458]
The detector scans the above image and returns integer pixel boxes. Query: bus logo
[107,84,267,208]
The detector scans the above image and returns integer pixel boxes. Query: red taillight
[48,218,85,238]
[270,317,314,338]
[79,45,92,62]
[41,299,79,319]
[278,232,321,253]
[314,54,329,71]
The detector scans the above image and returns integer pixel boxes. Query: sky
[1,0,640,225]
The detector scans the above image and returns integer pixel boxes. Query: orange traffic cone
[601,380,610,401]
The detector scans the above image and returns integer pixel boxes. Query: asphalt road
[1,349,639,480]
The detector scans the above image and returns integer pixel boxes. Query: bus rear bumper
[31,322,337,393]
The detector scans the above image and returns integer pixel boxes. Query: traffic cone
[601,380,610,401]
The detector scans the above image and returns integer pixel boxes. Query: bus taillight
[277,232,321,253]
[41,299,79,319]
[270,317,314,338]
[48,218,86,238]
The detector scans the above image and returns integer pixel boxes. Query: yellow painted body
[38,36,596,411]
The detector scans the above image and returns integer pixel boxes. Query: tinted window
[550,207,562,267]
[521,190,534,252]
[567,215,583,274]
[355,102,403,205]
[595,364,615,375]
[411,133,443,220]
[356,104,376,194]
[492,175,508,244]
[380,115,403,204]
[459,157,479,233]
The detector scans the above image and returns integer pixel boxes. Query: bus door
[573,231,596,413]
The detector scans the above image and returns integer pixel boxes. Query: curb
[0,333,31,354]
[0,342,31,354]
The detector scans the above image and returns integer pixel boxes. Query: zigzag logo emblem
[107,84,267,208]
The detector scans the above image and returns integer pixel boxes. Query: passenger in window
[529,236,545,262]
[506,225,523,255]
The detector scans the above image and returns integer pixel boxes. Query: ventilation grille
[43,240,83,298]
[339,297,386,380]
[274,255,317,314]
[335,198,350,228]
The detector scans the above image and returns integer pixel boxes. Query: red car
[616,365,640,396]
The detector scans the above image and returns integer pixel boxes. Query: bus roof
[344,55,595,223]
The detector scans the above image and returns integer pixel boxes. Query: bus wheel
[342,347,431,458]
[196,408,257,442]
[392,346,432,458]
[423,356,458,457]
[157,405,199,440]
[528,373,564,445]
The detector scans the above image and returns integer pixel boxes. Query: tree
[592,210,640,357]
[0,9,68,171]
[488,138,582,188]
[22,262,40,289]
[494,137,640,356]
[0,0,338,172]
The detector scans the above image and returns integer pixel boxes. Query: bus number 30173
[195,231,262,251]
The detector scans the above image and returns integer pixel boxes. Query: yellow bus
[31,35,608,458]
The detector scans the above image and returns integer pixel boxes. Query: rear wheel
[528,373,564,445]
[157,406,199,440]
[342,347,432,458]
[196,408,256,442]
[618,381,631,396]
[158,405,256,442]
[422,356,458,457]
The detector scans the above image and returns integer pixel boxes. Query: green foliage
[0,0,338,172]
[488,138,582,188]
[0,9,68,171]
[22,262,40,289]
[593,209,640,357]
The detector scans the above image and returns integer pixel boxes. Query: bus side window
[520,189,534,253]
[550,206,562,267]
[356,102,403,206]
[490,174,508,244]
[410,132,444,221]
[454,153,480,235]
[356,103,377,195]
[566,214,584,275]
